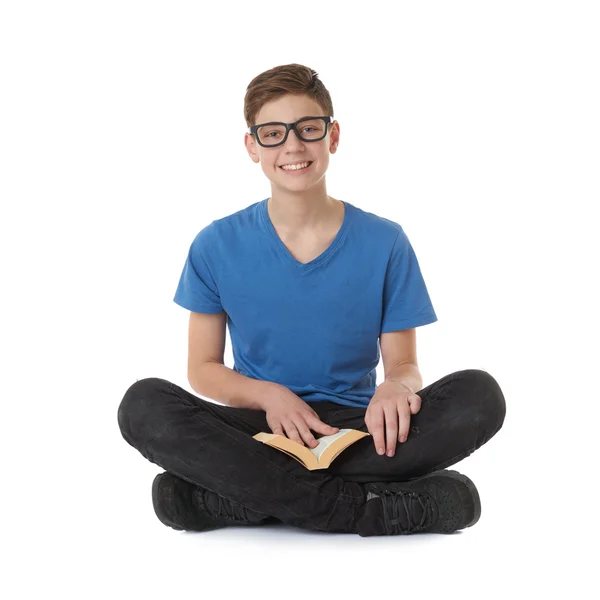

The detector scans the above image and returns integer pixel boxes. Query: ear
[329,120,340,153]
[244,132,260,163]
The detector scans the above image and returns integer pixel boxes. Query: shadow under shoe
[152,471,279,532]
[356,469,481,537]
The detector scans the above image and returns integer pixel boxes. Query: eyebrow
[259,116,318,124]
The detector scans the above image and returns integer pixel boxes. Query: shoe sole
[417,469,481,529]
[152,473,184,531]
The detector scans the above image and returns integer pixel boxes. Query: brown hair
[243,63,334,128]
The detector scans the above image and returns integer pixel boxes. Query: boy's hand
[262,385,339,448]
[365,381,422,457]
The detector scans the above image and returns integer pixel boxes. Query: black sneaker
[356,469,481,537]
[151,471,277,532]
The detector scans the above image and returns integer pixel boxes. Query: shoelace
[200,488,258,522]
[380,489,435,534]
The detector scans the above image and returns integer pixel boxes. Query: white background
[2,1,598,598]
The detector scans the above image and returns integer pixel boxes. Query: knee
[117,377,170,446]
[460,369,506,437]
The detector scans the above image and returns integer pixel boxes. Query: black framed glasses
[248,116,333,148]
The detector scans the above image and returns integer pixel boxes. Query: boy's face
[244,93,340,192]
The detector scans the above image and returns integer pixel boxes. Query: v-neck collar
[259,197,352,271]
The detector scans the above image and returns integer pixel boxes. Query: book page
[310,429,352,461]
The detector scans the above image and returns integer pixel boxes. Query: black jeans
[117,369,506,534]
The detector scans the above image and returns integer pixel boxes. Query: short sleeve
[173,223,223,314]
[380,227,438,333]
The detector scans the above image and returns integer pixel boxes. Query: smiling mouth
[278,161,314,172]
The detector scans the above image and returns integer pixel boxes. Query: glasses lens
[257,123,286,146]
[256,118,327,146]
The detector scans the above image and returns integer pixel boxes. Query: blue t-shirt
[173,198,437,408]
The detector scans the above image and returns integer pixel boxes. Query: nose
[281,127,306,150]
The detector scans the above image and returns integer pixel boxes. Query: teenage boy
[117,64,506,536]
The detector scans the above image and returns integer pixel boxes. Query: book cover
[252,428,371,470]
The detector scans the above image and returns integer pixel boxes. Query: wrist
[381,379,415,394]
[259,381,284,409]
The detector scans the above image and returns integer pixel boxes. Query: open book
[252,428,371,471]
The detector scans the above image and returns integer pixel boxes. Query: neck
[267,187,341,232]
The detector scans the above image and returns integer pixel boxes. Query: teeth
[281,162,310,171]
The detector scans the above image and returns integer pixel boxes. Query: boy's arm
[191,361,280,410]
[186,311,279,410]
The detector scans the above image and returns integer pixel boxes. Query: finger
[409,394,422,415]
[283,421,305,446]
[309,415,339,436]
[384,405,398,456]
[369,407,386,455]
[398,402,411,443]
[296,418,319,448]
